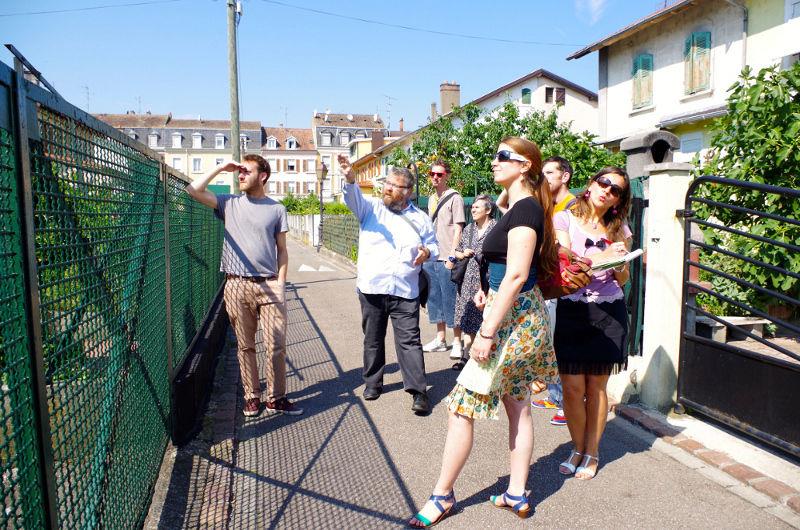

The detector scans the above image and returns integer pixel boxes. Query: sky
[0,0,665,131]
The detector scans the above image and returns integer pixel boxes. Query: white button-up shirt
[343,182,439,299]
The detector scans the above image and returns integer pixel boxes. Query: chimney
[371,130,383,152]
[440,81,460,115]
[398,118,404,132]
[373,113,379,123]
[431,102,438,121]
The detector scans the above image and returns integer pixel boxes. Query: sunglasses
[429,171,446,177]
[594,176,624,198]
[493,150,528,163]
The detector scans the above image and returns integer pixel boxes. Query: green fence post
[11,57,59,530]
[163,164,174,380]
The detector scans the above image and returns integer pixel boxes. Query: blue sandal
[409,491,455,527]
[490,490,531,519]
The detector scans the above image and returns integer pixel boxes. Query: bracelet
[478,329,494,339]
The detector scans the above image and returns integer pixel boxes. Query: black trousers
[358,290,427,394]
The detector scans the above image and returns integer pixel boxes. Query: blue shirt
[343,182,439,298]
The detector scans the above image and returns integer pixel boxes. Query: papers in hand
[590,248,643,272]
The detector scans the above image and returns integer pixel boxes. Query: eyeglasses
[594,176,623,198]
[384,181,411,189]
[428,171,446,177]
[493,150,528,163]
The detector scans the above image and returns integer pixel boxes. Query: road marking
[298,264,316,272]
[318,265,335,272]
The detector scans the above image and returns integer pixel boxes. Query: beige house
[311,112,388,201]
[95,113,262,191]
[567,0,800,161]
[261,127,318,200]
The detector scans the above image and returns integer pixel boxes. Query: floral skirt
[445,286,558,420]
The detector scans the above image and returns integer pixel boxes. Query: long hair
[500,136,558,283]
[573,166,632,242]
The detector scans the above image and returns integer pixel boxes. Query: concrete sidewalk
[145,238,798,529]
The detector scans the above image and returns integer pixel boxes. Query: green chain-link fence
[0,59,223,528]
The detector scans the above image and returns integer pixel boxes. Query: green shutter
[632,53,653,109]
[521,88,531,105]
[684,35,693,94]
[694,31,711,91]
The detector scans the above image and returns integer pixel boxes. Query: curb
[612,403,800,520]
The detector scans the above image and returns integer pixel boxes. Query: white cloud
[575,0,608,25]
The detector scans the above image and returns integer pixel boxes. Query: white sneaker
[422,338,448,352]
[450,339,463,360]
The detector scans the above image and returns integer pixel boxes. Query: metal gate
[678,176,800,457]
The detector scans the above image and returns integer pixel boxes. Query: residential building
[349,126,409,195]
[567,0,800,162]
[261,127,318,199]
[351,71,598,193]
[95,112,262,191]
[311,111,388,200]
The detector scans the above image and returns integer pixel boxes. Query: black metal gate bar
[678,175,800,458]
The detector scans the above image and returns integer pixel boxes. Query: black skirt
[554,298,628,376]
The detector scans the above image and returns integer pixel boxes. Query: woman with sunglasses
[552,166,632,480]
[409,138,559,526]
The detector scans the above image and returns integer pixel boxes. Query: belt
[225,274,277,283]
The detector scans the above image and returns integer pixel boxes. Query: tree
[387,101,625,197]
[695,62,800,317]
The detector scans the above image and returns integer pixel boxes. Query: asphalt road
[148,238,792,529]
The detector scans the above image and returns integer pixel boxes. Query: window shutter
[642,54,653,106]
[694,31,711,91]
[521,88,531,105]
[303,182,308,194]
[555,87,566,105]
[684,35,693,94]
[632,55,642,108]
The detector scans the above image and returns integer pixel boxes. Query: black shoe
[452,360,466,371]
[411,391,431,415]
[363,387,382,400]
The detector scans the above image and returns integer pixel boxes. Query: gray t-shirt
[214,194,288,277]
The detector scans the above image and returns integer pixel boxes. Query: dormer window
[266,136,277,149]
[240,134,249,151]
[171,132,182,148]
[192,133,202,149]
[356,131,367,139]
[321,132,332,147]
[215,133,225,149]
[340,132,350,145]
[148,133,158,148]
[286,137,297,150]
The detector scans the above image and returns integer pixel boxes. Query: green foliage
[281,193,353,215]
[695,63,800,316]
[387,101,625,197]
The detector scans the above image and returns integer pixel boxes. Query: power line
[260,0,586,47]
[0,0,184,17]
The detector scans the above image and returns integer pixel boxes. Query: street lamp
[315,155,328,251]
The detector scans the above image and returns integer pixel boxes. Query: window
[215,158,224,166]
[521,88,532,105]
[632,53,654,109]
[791,0,800,18]
[267,159,277,173]
[192,133,202,149]
[287,137,297,149]
[148,133,158,148]
[555,87,566,105]
[128,131,137,140]
[268,181,276,193]
[356,132,367,139]
[171,132,182,148]
[172,157,181,169]
[322,155,332,173]
[288,181,296,193]
[215,134,225,149]
[287,159,297,172]
[240,134,249,152]
[545,87,553,103]
[350,144,356,158]
[266,136,277,149]
[340,132,350,145]
[307,159,315,173]
[192,158,201,173]
[684,31,711,94]
[321,132,332,146]
[680,132,703,155]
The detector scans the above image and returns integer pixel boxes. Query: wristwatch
[448,255,457,263]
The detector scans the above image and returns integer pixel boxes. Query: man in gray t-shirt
[187,155,302,418]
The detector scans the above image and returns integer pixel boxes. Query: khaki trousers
[223,278,287,401]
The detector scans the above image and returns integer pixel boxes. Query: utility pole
[227,0,241,193]
[83,85,90,112]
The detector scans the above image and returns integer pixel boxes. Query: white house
[567,0,800,161]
